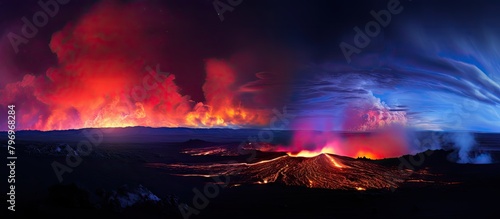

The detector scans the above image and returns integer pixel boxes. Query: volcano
[237,154,409,190]
[148,153,410,190]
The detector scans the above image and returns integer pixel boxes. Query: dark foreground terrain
[1,127,500,218]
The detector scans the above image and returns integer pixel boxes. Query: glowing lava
[287,147,336,158]
[150,153,410,190]
[284,141,382,160]
[354,150,378,159]
[325,154,343,168]
[276,129,409,159]
[286,147,343,168]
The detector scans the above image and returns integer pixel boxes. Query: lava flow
[147,152,409,190]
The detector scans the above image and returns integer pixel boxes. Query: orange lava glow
[278,129,409,159]
[325,154,343,168]
[354,150,378,159]
[286,147,343,168]
[287,146,381,160]
[287,146,337,158]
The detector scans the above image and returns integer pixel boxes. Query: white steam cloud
[445,132,492,164]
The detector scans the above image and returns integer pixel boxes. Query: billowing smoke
[445,132,492,164]
[273,112,410,159]
[0,0,271,130]
[276,86,409,159]
[412,131,493,164]
[343,92,407,131]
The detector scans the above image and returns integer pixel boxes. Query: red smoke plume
[276,129,410,159]
[0,0,269,130]
[274,99,409,159]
